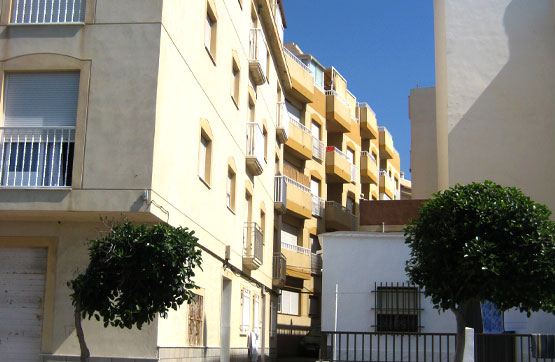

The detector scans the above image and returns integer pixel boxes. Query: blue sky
[283,1,435,179]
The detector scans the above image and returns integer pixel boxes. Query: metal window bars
[11,0,86,24]
[372,282,423,333]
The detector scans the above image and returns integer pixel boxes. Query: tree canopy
[68,222,203,329]
[405,181,555,314]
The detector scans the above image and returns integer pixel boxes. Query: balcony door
[1,72,79,187]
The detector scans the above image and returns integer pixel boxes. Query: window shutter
[4,72,79,128]
[280,223,298,247]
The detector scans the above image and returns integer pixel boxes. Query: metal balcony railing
[357,101,377,118]
[350,164,359,184]
[361,150,377,164]
[272,252,286,285]
[243,222,263,264]
[284,47,312,75]
[288,116,312,136]
[325,89,350,108]
[311,252,322,275]
[11,0,86,24]
[249,28,268,84]
[246,122,265,175]
[326,146,350,162]
[274,176,287,208]
[281,241,310,255]
[325,200,355,216]
[0,127,75,188]
[311,195,325,218]
[312,137,325,161]
[276,102,289,142]
[284,175,310,194]
[379,169,394,184]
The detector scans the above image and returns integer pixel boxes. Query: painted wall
[438,0,555,210]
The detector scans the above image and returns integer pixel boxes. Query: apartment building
[273,43,402,352]
[0,0,289,361]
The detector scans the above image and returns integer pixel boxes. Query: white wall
[439,0,555,211]
[320,232,456,333]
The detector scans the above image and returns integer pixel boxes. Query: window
[346,196,355,214]
[285,100,301,124]
[280,223,298,248]
[263,126,268,162]
[278,289,299,315]
[198,133,211,185]
[346,147,355,165]
[10,0,87,24]
[253,295,260,334]
[231,55,240,106]
[374,282,421,332]
[310,178,320,197]
[311,121,321,140]
[241,289,251,333]
[1,72,79,187]
[227,168,236,211]
[205,0,218,60]
[371,151,378,164]
[188,293,203,346]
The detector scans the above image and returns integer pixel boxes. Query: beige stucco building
[410,0,555,212]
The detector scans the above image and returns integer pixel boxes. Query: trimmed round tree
[68,222,203,362]
[404,181,555,362]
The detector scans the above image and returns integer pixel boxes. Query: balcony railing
[325,89,350,108]
[350,164,359,184]
[243,222,263,269]
[10,0,87,24]
[312,194,325,218]
[246,122,265,175]
[379,169,394,184]
[272,252,286,286]
[284,47,312,75]
[281,241,310,255]
[0,127,75,188]
[274,176,287,212]
[276,102,289,143]
[312,137,324,161]
[361,150,377,164]
[284,175,310,194]
[288,116,312,136]
[249,28,268,85]
[311,252,322,275]
[357,102,376,118]
[326,146,350,162]
[326,200,354,216]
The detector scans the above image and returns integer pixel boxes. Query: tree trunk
[74,305,90,362]
[452,306,466,362]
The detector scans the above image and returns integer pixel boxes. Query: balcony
[312,137,324,162]
[346,90,358,125]
[325,90,351,133]
[246,122,265,175]
[272,252,286,287]
[282,176,312,219]
[311,194,325,218]
[249,28,268,85]
[360,151,378,184]
[276,102,289,144]
[379,169,395,200]
[325,146,351,183]
[378,126,395,159]
[357,102,378,140]
[243,222,263,270]
[325,201,357,231]
[350,164,359,184]
[311,252,322,275]
[1,127,75,188]
[10,0,86,24]
[285,117,313,160]
[284,47,315,103]
[274,176,287,214]
[281,241,311,280]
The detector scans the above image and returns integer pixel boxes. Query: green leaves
[68,222,203,330]
[404,181,555,314]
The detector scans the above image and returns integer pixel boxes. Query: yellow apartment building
[0,0,290,361]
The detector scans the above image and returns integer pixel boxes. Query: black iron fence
[320,331,555,362]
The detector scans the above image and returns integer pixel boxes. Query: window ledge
[199,176,211,189]
[231,95,239,110]
[227,205,235,215]
[205,46,216,66]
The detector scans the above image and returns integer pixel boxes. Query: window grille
[188,294,203,346]
[372,282,423,332]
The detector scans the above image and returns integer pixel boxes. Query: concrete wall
[437,0,555,210]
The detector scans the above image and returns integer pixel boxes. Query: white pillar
[463,327,475,362]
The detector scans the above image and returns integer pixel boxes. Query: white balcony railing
[0,127,75,188]
[357,102,377,118]
[249,28,268,84]
[288,116,312,136]
[350,164,359,184]
[276,102,289,143]
[281,241,310,255]
[243,222,263,264]
[361,150,377,164]
[274,176,287,205]
[284,47,312,75]
[312,137,324,161]
[311,195,325,218]
[246,122,265,175]
[325,89,350,108]
[11,0,86,24]
[379,169,394,184]
[326,146,350,162]
[283,175,311,194]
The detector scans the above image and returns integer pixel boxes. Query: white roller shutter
[3,72,79,127]
[0,247,47,362]
[285,100,301,123]
[280,223,298,247]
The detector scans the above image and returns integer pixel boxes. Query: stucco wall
[441,0,555,210]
